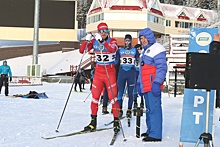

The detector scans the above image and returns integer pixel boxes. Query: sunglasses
[99,30,109,33]
[124,39,131,43]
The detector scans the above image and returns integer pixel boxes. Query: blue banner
[188,28,218,53]
[180,89,215,143]
[180,28,218,143]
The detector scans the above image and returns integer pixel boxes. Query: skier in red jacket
[79,22,120,133]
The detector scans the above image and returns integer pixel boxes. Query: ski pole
[55,42,88,132]
[99,45,127,142]
[135,106,143,138]
[83,92,92,102]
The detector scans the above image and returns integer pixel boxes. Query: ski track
[0,82,219,147]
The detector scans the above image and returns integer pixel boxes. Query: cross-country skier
[79,22,120,133]
[115,34,139,119]
[137,28,167,142]
[133,44,144,111]
[100,85,110,114]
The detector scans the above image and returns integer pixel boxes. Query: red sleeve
[79,39,95,54]
[103,38,118,53]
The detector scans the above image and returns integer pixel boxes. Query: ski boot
[102,107,109,114]
[126,109,132,118]
[133,101,138,110]
[133,101,138,116]
[84,115,97,131]
[113,117,120,133]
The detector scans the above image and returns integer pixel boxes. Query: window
[148,14,164,25]
[179,12,186,16]
[166,20,171,26]
[175,21,180,27]
[100,13,104,20]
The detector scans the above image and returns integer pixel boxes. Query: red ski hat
[97,22,108,31]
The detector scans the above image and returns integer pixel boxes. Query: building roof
[88,0,216,23]
[89,0,148,13]
[101,0,147,8]
[160,3,216,22]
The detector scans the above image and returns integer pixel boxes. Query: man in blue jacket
[137,28,167,142]
[0,60,12,96]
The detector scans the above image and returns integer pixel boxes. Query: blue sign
[180,28,218,143]
[188,28,218,53]
[180,89,214,143]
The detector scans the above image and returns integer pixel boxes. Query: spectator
[80,68,86,90]
[137,28,167,142]
[209,33,220,108]
[73,69,82,92]
[0,60,12,96]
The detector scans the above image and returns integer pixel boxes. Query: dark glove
[136,82,143,97]
[152,82,161,97]
[10,77,12,82]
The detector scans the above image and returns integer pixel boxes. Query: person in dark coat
[73,69,82,92]
[80,68,86,90]
[209,33,220,108]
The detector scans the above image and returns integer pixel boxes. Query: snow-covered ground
[0,50,219,147]
[0,83,219,147]
[7,50,91,76]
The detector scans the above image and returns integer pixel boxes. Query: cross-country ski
[42,127,113,140]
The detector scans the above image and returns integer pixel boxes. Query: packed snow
[0,51,219,147]
[7,50,91,76]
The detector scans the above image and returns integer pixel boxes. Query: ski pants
[91,64,120,117]
[102,85,109,108]
[144,91,162,139]
[117,68,136,109]
[133,70,139,101]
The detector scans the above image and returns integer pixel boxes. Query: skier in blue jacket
[133,44,144,110]
[0,60,12,96]
[137,28,167,142]
[115,34,139,118]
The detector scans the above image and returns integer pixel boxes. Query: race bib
[96,53,116,64]
[120,57,135,65]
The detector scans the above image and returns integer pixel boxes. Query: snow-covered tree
[160,0,218,10]
[77,0,92,29]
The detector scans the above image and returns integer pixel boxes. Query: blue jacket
[138,28,167,93]
[0,60,12,78]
